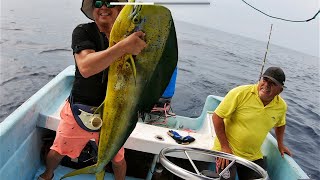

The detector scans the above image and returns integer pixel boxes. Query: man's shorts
[50,101,125,163]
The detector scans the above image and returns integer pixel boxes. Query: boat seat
[37,101,65,131]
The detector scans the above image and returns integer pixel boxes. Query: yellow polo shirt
[213,84,287,161]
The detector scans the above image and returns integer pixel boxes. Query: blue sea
[1,0,319,179]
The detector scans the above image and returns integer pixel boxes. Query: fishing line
[259,24,273,81]
[242,0,320,22]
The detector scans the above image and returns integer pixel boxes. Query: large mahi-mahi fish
[61,3,178,180]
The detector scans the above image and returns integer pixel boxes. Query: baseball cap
[261,67,286,87]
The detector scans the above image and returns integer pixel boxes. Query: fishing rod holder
[159,146,269,180]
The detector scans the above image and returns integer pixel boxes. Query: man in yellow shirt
[212,67,292,180]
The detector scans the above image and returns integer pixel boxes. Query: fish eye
[133,16,141,24]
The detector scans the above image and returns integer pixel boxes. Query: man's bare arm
[275,125,292,157]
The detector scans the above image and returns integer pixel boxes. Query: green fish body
[61,3,178,180]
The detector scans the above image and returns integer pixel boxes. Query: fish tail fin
[96,170,106,180]
[60,164,101,179]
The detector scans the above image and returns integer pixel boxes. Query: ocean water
[1,0,319,179]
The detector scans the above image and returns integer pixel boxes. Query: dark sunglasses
[93,0,117,8]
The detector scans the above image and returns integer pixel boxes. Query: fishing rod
[259,24,273,81]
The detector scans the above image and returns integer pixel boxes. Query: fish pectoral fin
[123,54,137,85]
[129,55,137,84]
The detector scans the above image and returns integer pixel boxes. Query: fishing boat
[0,65,310,180]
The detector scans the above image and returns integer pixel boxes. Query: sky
[145,0,320,57]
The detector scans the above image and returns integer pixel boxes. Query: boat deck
[33,147,162,180]
[33,165,142,180]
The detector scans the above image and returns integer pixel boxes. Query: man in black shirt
[39,0,146,179]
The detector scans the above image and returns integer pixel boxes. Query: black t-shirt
[70,22,109,106]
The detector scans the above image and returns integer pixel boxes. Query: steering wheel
[159,146,269,180]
